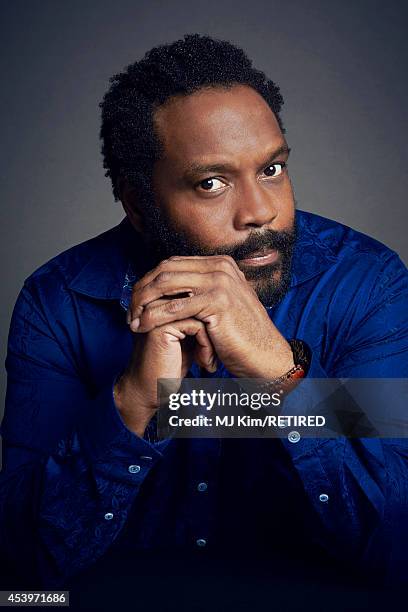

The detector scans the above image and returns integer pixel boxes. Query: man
[1,34,407,596]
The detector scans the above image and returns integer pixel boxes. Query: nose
[233,180,278,230]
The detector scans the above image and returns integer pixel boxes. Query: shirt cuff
[280,347,332,459]
[78,375,171,483]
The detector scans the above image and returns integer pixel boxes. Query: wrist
[113,374,157,437]
[254,340,295,379]
[239,339,311,398]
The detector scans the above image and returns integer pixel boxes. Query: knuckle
[219,255,236,269]
[131,282,141,296]
[192,318,205,331]
[217,290,230,308]
[165,299,186,314]
[142,304,155,323]
[155,271,172,284]
[150,327,173,349]
[208,285,228,307]
[157,259,171,271]
[213,270,231,287]
[221,254,235,265]
[216,259,237,276]
[129,292,143,316]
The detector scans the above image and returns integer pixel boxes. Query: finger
[136,293,218,333]
[131,255,243,301]
[161,318,217,373]
[177,318,217,372]
[179,319,217,373]
[166,255,246,283]
[131,271,214,313]
[128,258,245,325]
[128,298,169,331]
[193,323,217,372]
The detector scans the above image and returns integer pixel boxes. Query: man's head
[100,34,296,306]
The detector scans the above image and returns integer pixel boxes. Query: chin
[251,269,290,307]
[244,264,282,284]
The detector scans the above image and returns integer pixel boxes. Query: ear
[119,179,145,233]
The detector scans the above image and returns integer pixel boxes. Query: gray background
[1,0,407,419]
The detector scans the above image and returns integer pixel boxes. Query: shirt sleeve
[280,251,408,584]
[0,280,169,589]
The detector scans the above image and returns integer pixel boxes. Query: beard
[140,197,296,308]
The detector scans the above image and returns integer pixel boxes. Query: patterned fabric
[1,210,407,589]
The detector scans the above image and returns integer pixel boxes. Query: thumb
[192,322,218,373]
[166,318,217,373]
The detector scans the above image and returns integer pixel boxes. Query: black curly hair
[99,33,285,203]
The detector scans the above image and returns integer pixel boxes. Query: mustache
[141,196,296,264]
[206,227,296,261]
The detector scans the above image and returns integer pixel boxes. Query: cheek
[285,178,295,201]
[283,176,296,204]
[166,198,234,248]
[160,177,295,247]
[273,178,295,220]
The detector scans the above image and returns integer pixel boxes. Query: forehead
[153,84,283,165]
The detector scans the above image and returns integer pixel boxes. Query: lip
[237,248,279,267]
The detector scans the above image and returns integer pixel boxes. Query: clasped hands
[127,255,294,380]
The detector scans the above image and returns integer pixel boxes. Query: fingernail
[126,309,131,325]
[130,317,140,332]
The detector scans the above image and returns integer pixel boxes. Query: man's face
[138,84,296,306]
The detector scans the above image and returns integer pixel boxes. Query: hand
[128,255,294,379]
[114,317,216,436]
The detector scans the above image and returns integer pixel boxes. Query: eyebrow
[183,144,291,179]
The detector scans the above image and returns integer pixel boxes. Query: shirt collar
[290,209,338,286]
[67,216,153,307]
[68,210,338,310]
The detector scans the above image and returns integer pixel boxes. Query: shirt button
[128,464,141,474]
[197,482,208,492]
[196,538,207,547]
[319,493,329,503]
[104,512,114,520]
[288,430,300,443]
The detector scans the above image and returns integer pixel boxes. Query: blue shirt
[1,210,408,590]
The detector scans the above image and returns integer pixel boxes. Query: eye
[263,162,286,178]
[196,177,226,192]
